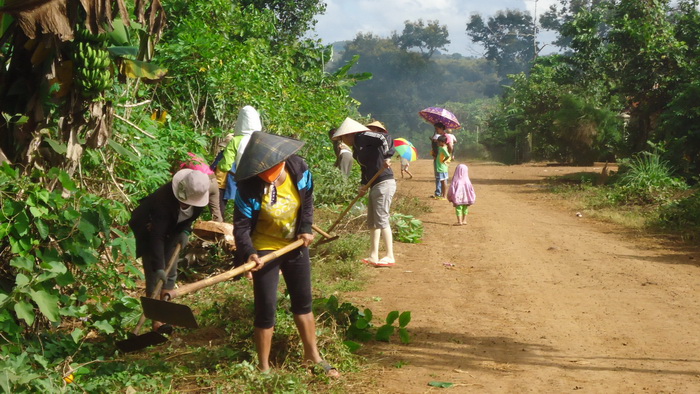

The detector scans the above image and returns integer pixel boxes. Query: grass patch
[546,171,695,237]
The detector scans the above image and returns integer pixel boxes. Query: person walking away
[328,128,353,176]
[333,117,397,267]
[434,135,451,200]
[180,152,223,222]
[399,156,413,179]
[129,169,210,333]
[233,132,339,377]
[447,164,476,225]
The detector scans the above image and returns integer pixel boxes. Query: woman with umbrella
[233,132,339,377]
[419,107,460,198]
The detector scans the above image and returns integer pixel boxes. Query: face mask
[258,162,285,183]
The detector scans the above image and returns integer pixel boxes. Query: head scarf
[447,164,476,205]
[233,106,263,166]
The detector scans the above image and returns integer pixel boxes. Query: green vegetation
[547,150,699,240]
[3,0,700,391]
[391,214,424,244]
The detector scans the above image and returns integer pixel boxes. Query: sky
[311,0,560,56]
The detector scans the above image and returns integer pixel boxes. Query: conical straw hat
[235,132,305,181]
[332,117,369,140]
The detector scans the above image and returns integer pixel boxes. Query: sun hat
[234,132,305,181]
[366,120,387,133]
[332,117,369,140]
[172,169,210,207]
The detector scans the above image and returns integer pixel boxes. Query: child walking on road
[447,164,476,225]
[400,157,413,179]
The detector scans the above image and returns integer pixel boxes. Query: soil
[348,159,700,393]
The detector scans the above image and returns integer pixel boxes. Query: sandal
[372,257,396,267]
[310,360,340,378]
[361,257,377,265]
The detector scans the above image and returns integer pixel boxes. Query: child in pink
[446,164,476,225]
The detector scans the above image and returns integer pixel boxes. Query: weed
[655,188,700,240]
[315,295,411,353]
[391,214,424,243]
[615,151,688,205]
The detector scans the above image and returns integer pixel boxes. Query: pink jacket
[180,152,214,175]
[447,164,476,205]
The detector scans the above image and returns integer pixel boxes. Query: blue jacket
[233,155,313,262]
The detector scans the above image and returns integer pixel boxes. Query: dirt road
[351,159,700,393]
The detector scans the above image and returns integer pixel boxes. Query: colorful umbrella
[394,138,418,161]
[418,107,461,129]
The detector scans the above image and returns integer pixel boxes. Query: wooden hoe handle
[166,238,306,299]
[326,167,387,234]
[132,243,181,334]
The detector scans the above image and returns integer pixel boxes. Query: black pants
[252,247,312,329]
[141,231,188,297]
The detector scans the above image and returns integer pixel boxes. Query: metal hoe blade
[141,296,199,329]
[115,331,168,353]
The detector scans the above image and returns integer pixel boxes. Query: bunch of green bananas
[73,41,113,96]
[74,24,107,44]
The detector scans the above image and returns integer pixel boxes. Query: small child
[447,164,476,225]
[400,157,413,179]
[433,135,451,199]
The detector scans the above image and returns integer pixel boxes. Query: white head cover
[234,105,263,166]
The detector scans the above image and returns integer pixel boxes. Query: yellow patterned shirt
[251,175,300,250]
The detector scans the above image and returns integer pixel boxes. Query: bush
[655,189,700,239]
[0,164,144,393]
[614,151,687,204]
[391,214,423,243]
[310,160,359,206]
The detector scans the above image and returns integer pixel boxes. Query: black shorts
[252,247,312,328]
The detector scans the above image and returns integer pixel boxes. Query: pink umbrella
[419,107,461,129]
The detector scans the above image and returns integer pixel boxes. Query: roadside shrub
[614,151,687,204]
[310,160,359,206]
[391,214,423,243]
[655,189,700,239]
[0,164,143,393]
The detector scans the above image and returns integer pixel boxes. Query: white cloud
[312,0,561,55]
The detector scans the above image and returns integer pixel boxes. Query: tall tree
[540,0,609,51]
[466,9,538,81]
[394,19,450,60]
[239,0,326,42]
[606,0,684,152]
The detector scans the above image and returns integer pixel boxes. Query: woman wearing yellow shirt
[233,132,339,377]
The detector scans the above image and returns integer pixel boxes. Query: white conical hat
[332,117,369,140]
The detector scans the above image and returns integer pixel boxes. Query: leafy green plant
[391,213,424,243]
[310,160,360,206]
[0,164,147,392]
[615,151,688,204]
[655,188,700,239]
[316,296,411,352]
[375,310,412,343]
